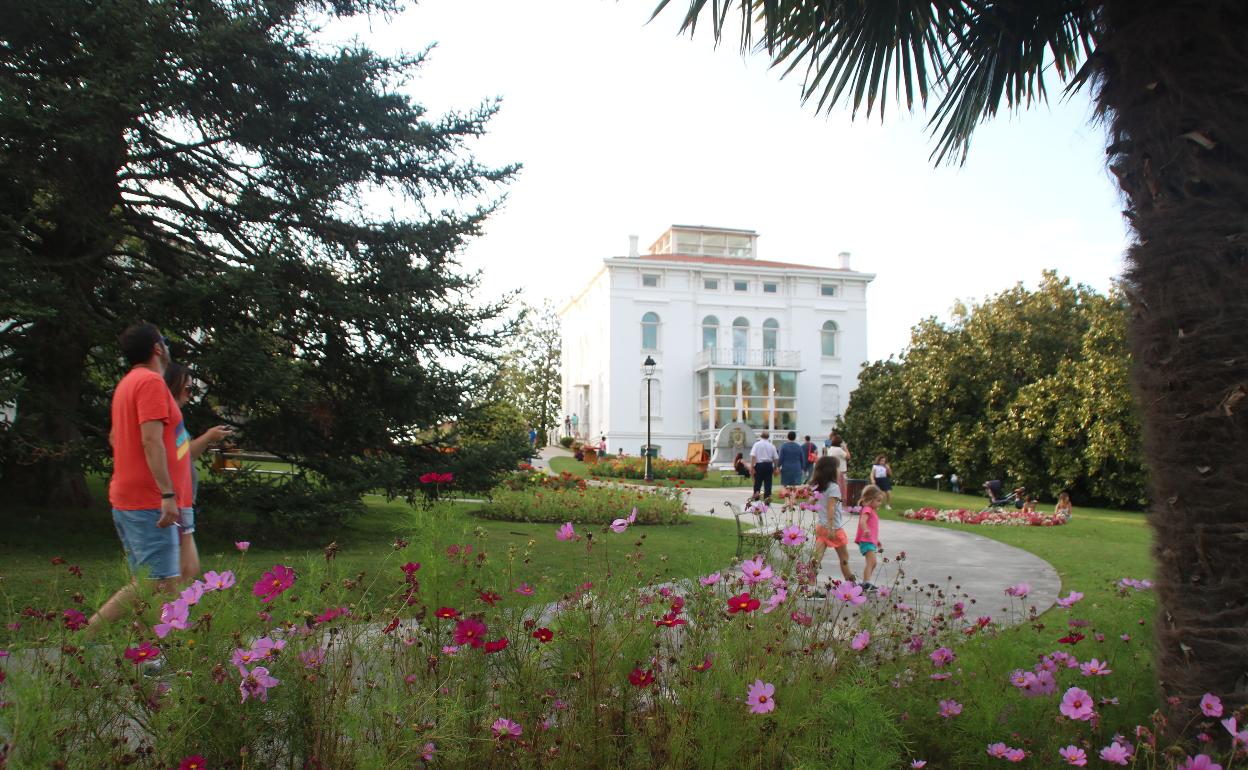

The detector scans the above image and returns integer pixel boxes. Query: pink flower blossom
[441,645,459,655]
[931,672,952,681]
[202,570,235,591]
[832,582,866,605]
[556,522,576,541]
[1058,745,1088,766]
[252,564,296,603]
[938,699,962,718]
[123,642,161,664]
[179,581,205,606]
[746,679,776,714]
[780,525,807,546]
[1080,658,1112,677]
[514,583,534,596]
[1179,755,1222,770]
[609,517,630,533]
[740,557,773,586]
[491,718,522,740]
[762,588,787,614]
[1056,590,1084,608]
[235,541,250,552]
[1060,687,1095,721]
[1121,633,1131,642]
[911,762,927,769]
[298,648,326,668]
[239,665,279,702]
[454,618,487,648]
[851,631,870,650]
[1005,748,1026,762]
[62,609,87,631]
[628,507,637,524]
[1222,716,1248,746]
[699,572,721,586]
[987,743,1010,759]
[154,599,190,639]
[1004,582,1031,598]
[929,647,955,667]
[1200,693,1223,717]
[1099,742,1131,765]
[422,743,436,762]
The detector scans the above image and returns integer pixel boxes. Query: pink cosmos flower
[1222,716,1248,746]
[252,564,296,603]
[123,642,161,664]
[699,572,721,586]
[931,672,952,681]
[740,557,773,586]
[178,756,206,770]
[1200,693,1223,717]
[556,522,576,541]
[232,646,263,668]
[1060,687,1095,721]
[1099,742,1131,765]
[987,743,1010,759]
[1004,582,1030,598]
[911,762,927,769]
[1005,748,1026,762]
[239,665,279,702]
[762,588,788,614]
[154,599,190,639]
[791,611,813,626]
[780,525,807,547]
[62,609,87,631]
[298,647,326,668]
[1179,755,1222,770]
[1121,633,1131,642]
[1058,745,1087,766]
[690,655,714,672]
[514,583,534,596]
[833,582,866,605]
[938,699,962,718]
[202,570,235,591]
[453,618,488,648]
[746,679,776,714]
[441,645,459,655]
[422,743,436,762]
[1080,658,1112,677]
[929,647,955,667]
[1056,590,1084,608]
[179,581,205,606]
[851,631,870,650]
[609,516,630,533]
[235,541,250,552]
[492,718,522,740]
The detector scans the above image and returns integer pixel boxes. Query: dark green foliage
[195,471,365,544]
[842,273,1146,507]
[0,0,520,513]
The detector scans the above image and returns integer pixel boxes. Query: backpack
[806,446,818,464]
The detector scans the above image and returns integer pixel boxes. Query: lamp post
[643,355,656,482]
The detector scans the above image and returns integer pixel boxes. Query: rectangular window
[733,280,749,292]
[642,274,660,288]
[763,282,778,294]
[703,278,718,290]
[820,284,837,297]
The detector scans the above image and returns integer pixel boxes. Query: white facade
[560,226,873,459]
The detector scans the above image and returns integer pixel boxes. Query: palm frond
[652,0,1098,165]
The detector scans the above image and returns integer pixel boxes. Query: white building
[559,225,874,461]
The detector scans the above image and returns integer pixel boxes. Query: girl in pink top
[855,485,885,590]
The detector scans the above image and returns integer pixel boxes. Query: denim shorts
[111,508,181,580]
[178,507,195,534]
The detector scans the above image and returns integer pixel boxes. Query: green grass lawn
[549,455,747,488]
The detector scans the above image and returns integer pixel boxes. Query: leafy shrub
[196,470,364,542]
[479,483,688,525]
[559,436,574,448]
[591,456,707,480]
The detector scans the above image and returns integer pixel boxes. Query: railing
[693,348,801,368]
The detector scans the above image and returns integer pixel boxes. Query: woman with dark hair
[733,452,750,478]
[809,456,856,592]
[163,362,232,581]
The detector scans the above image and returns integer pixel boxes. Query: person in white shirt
[871,454,893,509]
[749,431,779,500]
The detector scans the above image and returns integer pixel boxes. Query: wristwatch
[161,492,176,499]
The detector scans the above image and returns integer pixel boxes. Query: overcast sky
[336,0,1131,361]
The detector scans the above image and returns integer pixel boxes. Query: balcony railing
[693,348,801,369]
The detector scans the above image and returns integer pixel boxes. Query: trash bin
[845,478,868,506]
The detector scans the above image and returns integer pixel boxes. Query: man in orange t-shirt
[89,322,192,630]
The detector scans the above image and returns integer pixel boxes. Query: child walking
[856,485,885,590]
[808,457,856,590]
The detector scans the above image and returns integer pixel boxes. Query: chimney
[628,235,640,258]
[837,251,851,270]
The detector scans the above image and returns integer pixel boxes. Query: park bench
[209,449,295,476]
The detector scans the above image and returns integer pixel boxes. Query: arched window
[732,317,749,364]
[762,318,779,364]
[821,320,839,357]
[641,312,660,351]
[701,315,719,351]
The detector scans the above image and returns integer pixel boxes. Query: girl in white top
[871,454,893,509]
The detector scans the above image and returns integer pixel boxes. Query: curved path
[684,486,1062,623]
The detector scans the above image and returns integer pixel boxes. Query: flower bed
[901,507,1068,527]
[480,482,689,525]
[590,456,707,481]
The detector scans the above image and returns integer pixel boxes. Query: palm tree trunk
[1098,0,1248,731]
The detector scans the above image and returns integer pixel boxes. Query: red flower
[478,590,501,606]
[62,608,87,630]
[727,593,760,614]
[484,638,510,654]
[628,667,656,687]
[401,562,421,581]
[68,564,83,578]
[314,606,348,625]
[453,618,487,648]
[669,596,685,614]
[435,607,460,620]
[532,627,554,643]
[1057,633,1086,645]
[655,612,686,628]
[382,616,400,634]
[178,756,207,770]
[690,656,714,672]
[50,556,66,566]
[123,641,161,664]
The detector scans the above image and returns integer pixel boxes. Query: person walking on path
[88,323,192,631]
[749,431,779,501]
[871,455,894,509]
[563,415,572,438]
[825,436,849,503]
[528,425,537,450]
[163,362,232,584]
[801,435,818,483]
[777,431,806,487]
[571,413,579,437]
[809,457,856,588]
[950,472,961,494]
[855,484,885,590]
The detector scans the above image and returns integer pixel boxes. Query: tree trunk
[1100,0,1248,731]
[0,319,94,509]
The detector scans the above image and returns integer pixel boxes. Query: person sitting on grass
[1054,491,1074,521]
[808,457,856,596]
[856,484,885,591]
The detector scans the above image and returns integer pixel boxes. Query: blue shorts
[178,507,195,534]
[111,508,181,580]
[858,542,878,556]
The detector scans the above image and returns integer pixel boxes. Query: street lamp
[643,355,656,482]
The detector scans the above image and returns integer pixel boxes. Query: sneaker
[807,591,827,601]
[861,582,878,592]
